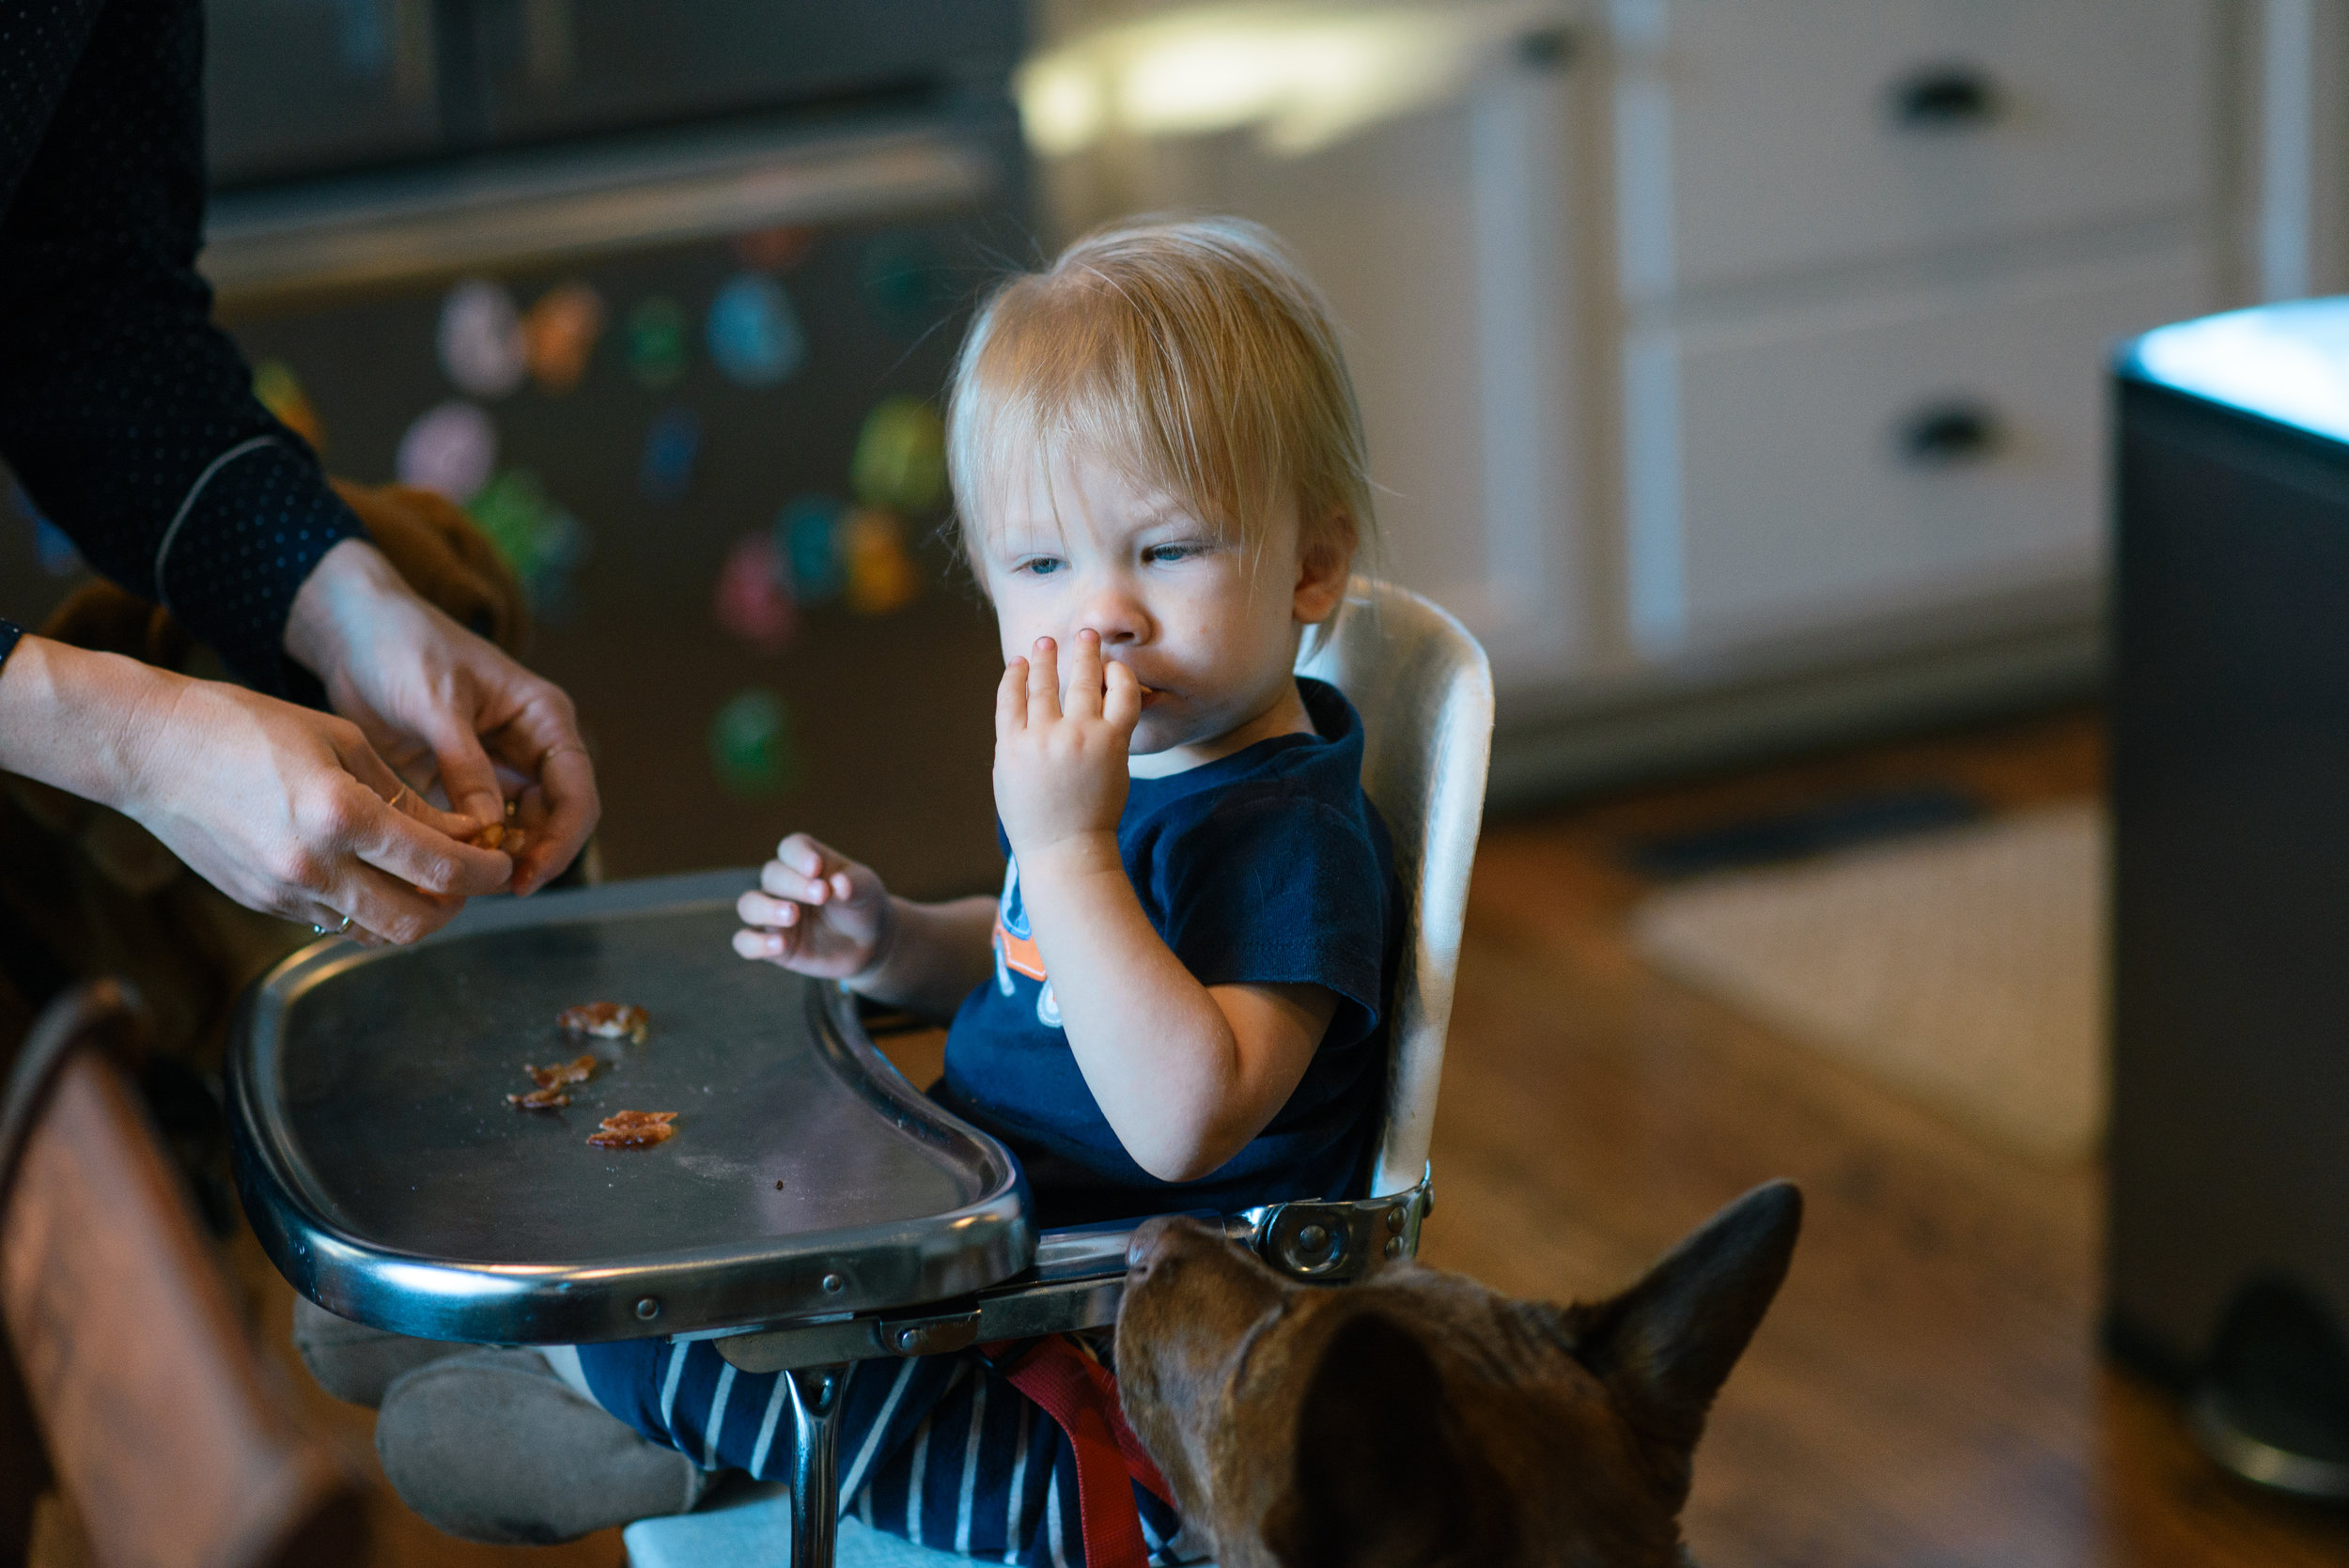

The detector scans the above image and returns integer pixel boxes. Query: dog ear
[1566,1181,1803,1464]
[1263,1310,1507,1568]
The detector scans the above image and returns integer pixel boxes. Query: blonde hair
[945,214,1374,572]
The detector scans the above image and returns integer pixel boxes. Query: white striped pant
[574,1337,1186,1565]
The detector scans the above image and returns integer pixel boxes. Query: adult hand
[0,637,510,941]
[286,539,599,895]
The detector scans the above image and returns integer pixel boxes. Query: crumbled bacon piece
[526,1054,598,1089]
[587,1110,676,1149]
[558,1002,649,1044]
[506,1086,570,1110]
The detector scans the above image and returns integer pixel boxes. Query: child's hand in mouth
[995,629,1143,870]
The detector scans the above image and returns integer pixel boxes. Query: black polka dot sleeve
[0,619,20,675]
[0,0,363,696]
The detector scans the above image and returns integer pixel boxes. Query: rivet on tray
[635,1296,661,1320]
[821,1273,846,1295]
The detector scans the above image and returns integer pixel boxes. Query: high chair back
[1296,577,1495,1197]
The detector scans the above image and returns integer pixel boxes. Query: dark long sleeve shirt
[0,0,363,693]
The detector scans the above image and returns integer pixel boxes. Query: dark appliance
[2110,297,2349,1498]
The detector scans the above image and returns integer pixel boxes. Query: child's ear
[1292,509,1354,625]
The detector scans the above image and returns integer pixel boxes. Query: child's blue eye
[1144,544,1199,565]
[1018,557,1064,577]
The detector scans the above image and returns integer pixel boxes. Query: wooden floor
[226,704,2349,1566]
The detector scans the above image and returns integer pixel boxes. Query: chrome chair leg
[787,1364,846,1568]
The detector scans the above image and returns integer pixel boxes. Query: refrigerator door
[218,112,1024,898]
[206,0,444,186]
[447,0,1022,147]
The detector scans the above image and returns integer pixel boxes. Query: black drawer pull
[1897,400,2002,467]
[1888,64,2001,130]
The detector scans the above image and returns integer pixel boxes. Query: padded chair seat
[623,1483,960,1568]
[623,1483,1214,1567]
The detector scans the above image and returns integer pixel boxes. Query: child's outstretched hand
[734,832,894,980]
[995,630,1142,868]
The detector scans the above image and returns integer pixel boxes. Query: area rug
[1630,800,2107,1162]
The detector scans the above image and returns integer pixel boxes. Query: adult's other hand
[0,637,511,940]
[287,539,599,896]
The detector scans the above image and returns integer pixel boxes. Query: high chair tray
[227,870,1034,1345]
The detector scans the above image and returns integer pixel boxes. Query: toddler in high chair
[366,215,1400,1562]
[725,213,1402,1231]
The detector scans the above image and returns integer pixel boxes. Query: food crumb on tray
[558,1001,649,1044]
[527,1054,598,1089]
[588,1110,677,1149]
[507,1086,571,1110]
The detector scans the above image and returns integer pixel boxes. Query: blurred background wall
[1,0,2341,887]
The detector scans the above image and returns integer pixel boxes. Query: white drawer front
[1648,253,2210,645]
[1624,0,2214,295]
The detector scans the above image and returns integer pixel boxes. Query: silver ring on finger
[313,913,354,937]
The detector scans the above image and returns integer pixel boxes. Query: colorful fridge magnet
[858,232,950,337]
[732,225,815,272]
[395,401,498,505]
[706,273,806,389]
[467,468,585,618]
[708,688,801,799]
[713,532,797,655]
[251,360,325,451]
[850,396,948,515]
[522,282,607,395]
[438,277,527,399]
[638,405,701,503]
[773,494,846,605]
[626,297,689,389]
[841,507,920,615]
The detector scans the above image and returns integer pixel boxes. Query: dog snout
[1126,1216,1189,1282]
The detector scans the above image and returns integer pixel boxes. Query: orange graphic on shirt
[992,855,1047,983]
[994,916,1048,982]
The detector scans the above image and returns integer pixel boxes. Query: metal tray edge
[227,872,1036,1343]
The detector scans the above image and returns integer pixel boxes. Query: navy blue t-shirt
[934,676,1402,1228]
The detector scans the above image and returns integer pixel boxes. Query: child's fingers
[760,856,832,907]
[775,831,837,878]
[997,659,1028,738]
[1064,629,1104,720]
[1102,659,1143,732]
[774,831,861,905]
[1028,636,1062,722]
[738,889,805,931]
[734,925,790,962]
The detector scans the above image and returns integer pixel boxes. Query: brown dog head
[1114,1181,1802,1568]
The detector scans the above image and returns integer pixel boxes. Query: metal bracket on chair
[714,1168,1435,1375]
[1234,1165,1435,1283]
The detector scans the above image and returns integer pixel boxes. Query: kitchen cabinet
[1026,0,2256,795]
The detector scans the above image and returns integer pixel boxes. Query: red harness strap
[992,1335,1174,1568]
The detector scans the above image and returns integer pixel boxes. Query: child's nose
[1076,583,1150,645]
